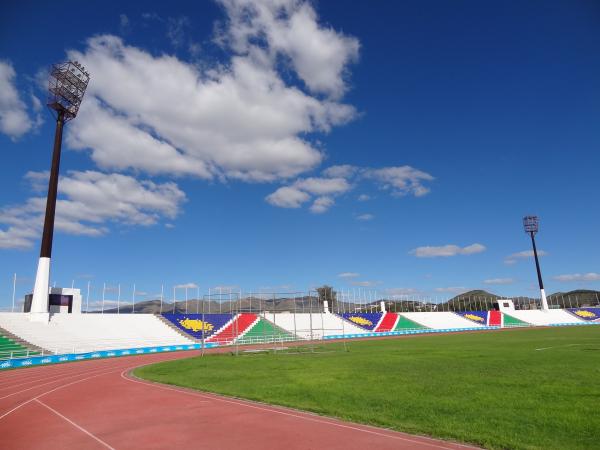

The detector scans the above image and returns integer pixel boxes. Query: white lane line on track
[34,398,116,450]
[122,370,476,450]
[0,363,127,400]
[0,363,118,392]
[0,366,125,420]
[0,361,109,382]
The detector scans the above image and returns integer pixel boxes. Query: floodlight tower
[523,215,549,310]
[30,62,89,315]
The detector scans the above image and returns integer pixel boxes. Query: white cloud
[67,3,358,182]
[0,61,35,140]
[166,16,190,47]
[462,243,487,254]
[265,186,310,208]
[293,177,351,195]
[267,164,435,214]
[310,196,334,214]
[266,165,433,213]
[350,280,380,287]
[174,282,199,289]
[217,0,359,98]
[435,286,469,294]
[504,249,547,265]
[356,214,374,221]
[266,176,350,211]
[0,171,186,249]
[338,272,359,278]
[411,243,486,258]
[553,273,600,282]
[483,278,515,285]
[357,194,370,201]
[67,98,212,178]
[366,166,434,197]
[322,165,358,178]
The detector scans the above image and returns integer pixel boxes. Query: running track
[0,350,477,450]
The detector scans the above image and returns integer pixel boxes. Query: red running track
[0,350,477,450]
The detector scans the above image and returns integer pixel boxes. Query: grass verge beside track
[135,327,600,450]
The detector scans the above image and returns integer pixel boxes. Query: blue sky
[0,0,599,307]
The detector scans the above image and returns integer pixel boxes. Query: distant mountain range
[444,289,600,309]
[94,289,600,314]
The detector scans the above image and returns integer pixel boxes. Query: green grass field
[135,326,600,450]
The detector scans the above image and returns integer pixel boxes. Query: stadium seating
[342,312,406,333]
[0,331,38,359]
[206,313,258,344]
[455,311,487,325]
[502,313,529,327]
[455,311,502,326]
[341,313,382,331]
[0,307,596,362]
[503,309,585,326]
[264,312,366,339]
[401,312,485,329]
[0,313,194,355]
[566,308,600,322]
[162,313,233,340]
[163,313,299,345]
[236,317,296,344]
[392,315,428,330]
[376,312,399,331]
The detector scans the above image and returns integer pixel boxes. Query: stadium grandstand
[1,296,598,369]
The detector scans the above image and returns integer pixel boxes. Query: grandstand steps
[0,313,194,355]
[401,312,484,329]
[566,308,600,322]
[504,309,583,326]
[155,315,201,343]
[394,316,428,330]
[237,317,297,344]
[0,324,45,356]
[375,313,398,332]
[207,313,258,345]
[341,312,382,331]
[234,315,261,341]
[502,314,528,327]
[488,311,502,326]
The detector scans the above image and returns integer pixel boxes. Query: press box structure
[24,287,82,314]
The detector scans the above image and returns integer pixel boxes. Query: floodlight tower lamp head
[47,61,90,122]
[523,215,539,235]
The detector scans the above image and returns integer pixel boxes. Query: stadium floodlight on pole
[30,61,89,316]
[523,215,549,310]
[12,273,16,312]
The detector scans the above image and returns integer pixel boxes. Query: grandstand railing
[0,337,196,361]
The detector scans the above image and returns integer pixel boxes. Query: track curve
[0,350,476,449]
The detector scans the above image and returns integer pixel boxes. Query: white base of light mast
[540,288,549,311]
[30,257,51,322]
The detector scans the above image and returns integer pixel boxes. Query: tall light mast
[30,62,89,315]
[523,215,549,310]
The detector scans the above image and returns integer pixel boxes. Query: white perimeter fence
[1,275,599,314]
